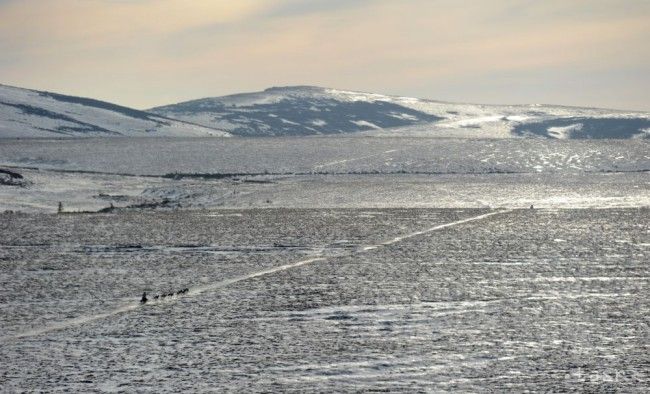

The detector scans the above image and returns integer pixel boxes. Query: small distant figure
[530,204,534,210]
[57,202,64,214]
[140,292,148,304]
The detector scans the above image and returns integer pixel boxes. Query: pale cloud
[0,0,648,110]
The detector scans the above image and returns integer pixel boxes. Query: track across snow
[3,209,512,341]
[191,257,328,295]
[312,149,399,170]
[7,304,140,340]
[361,209,512,251]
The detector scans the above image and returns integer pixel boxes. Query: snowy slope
[150,86,442,136]
[150,86,650,138]
[0,85,230,138]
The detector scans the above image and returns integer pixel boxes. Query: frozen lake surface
[1,208,648,391]
[0,137,648,212]
[0,137,648,175]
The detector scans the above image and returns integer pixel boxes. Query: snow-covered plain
[1,169,647,213]
[0,138,648,212]
[1,209,648,391]
[0,136,648,391]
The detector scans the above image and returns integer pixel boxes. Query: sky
[0,0,648,111]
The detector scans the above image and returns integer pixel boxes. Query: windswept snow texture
[1,209,648,391]
[150,86,442,136]
[150,86,650,138]
[0,85,230,138]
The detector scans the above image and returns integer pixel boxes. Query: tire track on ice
[3,209,511,341]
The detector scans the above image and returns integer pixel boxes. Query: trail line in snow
[3,209,511,341]
[191,257,327,295]
[6,303,140,341]
[312,149,399,170]
[360,209,512,251]
[193,209,512,293]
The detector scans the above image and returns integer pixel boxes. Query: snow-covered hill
[0,85,230,138]
[150,86,650,138]
[150,86,442,137]
[3,84,648,138]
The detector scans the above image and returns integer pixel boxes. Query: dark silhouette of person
[140,292,148,304]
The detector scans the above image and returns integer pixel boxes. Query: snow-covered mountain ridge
[1,84,648,138]
[150,86,650,138]
[150,86,442,137]
[0,84,230,138]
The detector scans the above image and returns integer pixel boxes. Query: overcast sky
[1,0,648,110]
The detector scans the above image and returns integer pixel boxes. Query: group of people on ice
[140,288,189,304]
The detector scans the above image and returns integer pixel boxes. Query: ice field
[0,137,648,391]
[0,208,648,391]
[0,137,648,212]
[1,137,648,175]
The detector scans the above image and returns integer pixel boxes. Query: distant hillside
[150,86,650,138]
[150,86,442,136]
[2,84,648,138]
[0,84,230,138]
